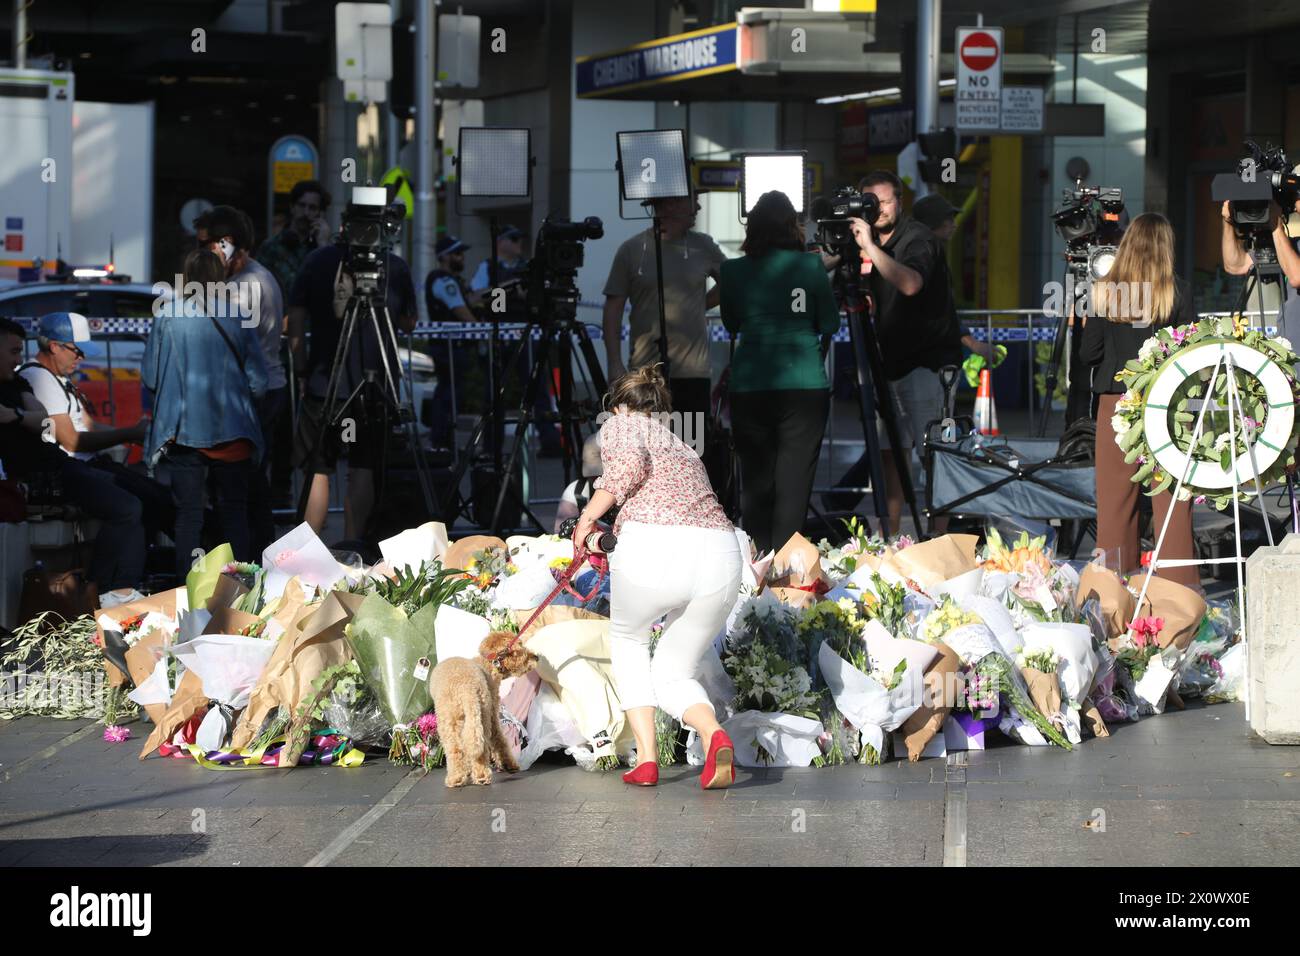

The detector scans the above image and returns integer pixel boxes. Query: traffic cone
[974,367,1000,436]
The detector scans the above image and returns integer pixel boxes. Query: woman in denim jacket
[143,248,269,579]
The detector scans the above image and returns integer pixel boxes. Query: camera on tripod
[340,185,405,288]
[525,215,603,317]
[1212,140,1300,253]
[813,186,881,250]
[1052,183,1125,281]
[536,216,603,274]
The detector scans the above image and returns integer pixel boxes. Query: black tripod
[824,252,924,536]
[1038,261,1089,437]
[294,269,439,529]
[1231,250,1284,330]
[439,306,607,536]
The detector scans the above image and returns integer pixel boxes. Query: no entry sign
[960,31,1000,71]
[956,26,1003,131]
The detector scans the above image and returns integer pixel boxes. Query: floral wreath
[1110,315,1300,511]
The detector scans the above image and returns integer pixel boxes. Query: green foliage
[349,560,471,615]
[0,612,134,722]
[865,573,907,637]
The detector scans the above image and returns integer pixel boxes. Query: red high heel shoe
[623,761,659,786]
[700,730,736,790]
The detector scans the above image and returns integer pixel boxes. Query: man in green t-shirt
[601,193,725,431]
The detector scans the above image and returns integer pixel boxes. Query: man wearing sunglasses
[19,312,149,458]
[6,314,159,591]
[20,311,173,560]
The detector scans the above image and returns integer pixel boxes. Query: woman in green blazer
[720,190,841,552]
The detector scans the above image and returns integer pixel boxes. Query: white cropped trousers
[606,521,742,722]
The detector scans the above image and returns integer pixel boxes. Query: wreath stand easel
[1130,338,1298,722]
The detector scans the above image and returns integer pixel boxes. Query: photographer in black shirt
[826,171,960,532]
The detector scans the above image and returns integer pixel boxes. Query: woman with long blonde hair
[1080,212,1199,588]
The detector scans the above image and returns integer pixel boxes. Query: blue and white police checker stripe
[10,314,1280,345]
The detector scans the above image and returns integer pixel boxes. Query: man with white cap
[19,312,149,458]
[2,315,150,591]
[20,310,173,563]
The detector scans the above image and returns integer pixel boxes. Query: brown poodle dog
[428,630,538,788]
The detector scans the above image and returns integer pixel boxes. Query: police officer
[424,236,480,448]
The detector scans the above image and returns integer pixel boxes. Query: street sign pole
[414,0,437,320]
[915,0,941,198]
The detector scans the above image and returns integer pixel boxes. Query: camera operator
[287,220,418,539]
[835,170,960,532]
[1220,194,1300,354]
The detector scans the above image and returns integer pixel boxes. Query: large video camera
[813,186,881,250]
[340,186,405,291]
[525,215,603,320]
[1212,140,1300,253]
[1052,183,1125,281]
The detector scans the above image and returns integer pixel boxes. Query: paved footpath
[1,702,1297,867]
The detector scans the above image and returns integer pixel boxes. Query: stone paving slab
[1,701,1296,866]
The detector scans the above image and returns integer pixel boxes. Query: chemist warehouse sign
[576,24,738,98]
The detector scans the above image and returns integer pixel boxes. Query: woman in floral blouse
[573,365,743,789]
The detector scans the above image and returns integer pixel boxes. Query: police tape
[10,315,1279,344]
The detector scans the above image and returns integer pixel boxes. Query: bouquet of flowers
[794,598,868,765]
[1179,649,1226,699]
[981,527,1053,576]
[864,573,908,638]
[1017,647,1060,675]
[816,635,920,766]
[348,559,470,616]
[725,639,822,720]
[221,562,265,613]
[921,597,984,644]
[389,711,445,772]
[727,589,803,667]
[1114,616,1163,682]
[816,517,890,578]
[466,547,515,591]
[1,612,133,723]
[725,595,825,766]
[961,669,999,717]
[797,599,865,669]
[1007,562,1078,626]
[975,652,1072,750]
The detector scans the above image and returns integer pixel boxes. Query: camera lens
[862,192,881,224]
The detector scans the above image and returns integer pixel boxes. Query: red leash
[485,547,608,671]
